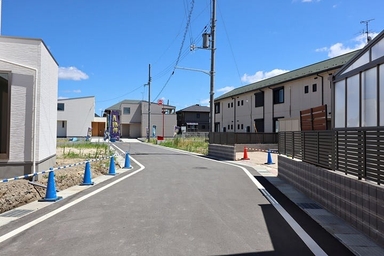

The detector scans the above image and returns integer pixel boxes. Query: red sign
[157,99,163,105]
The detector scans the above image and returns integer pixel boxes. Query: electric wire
[152,0,195,102]
[217,2,243,85]
[96,84,144,103]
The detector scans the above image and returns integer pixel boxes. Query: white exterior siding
[57,97,95,137]
[0,36,58,179]
[38,42,58,159]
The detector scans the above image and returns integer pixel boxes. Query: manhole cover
[1,209,34,218]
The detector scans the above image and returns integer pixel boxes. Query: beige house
[214,51,357,133]
[105,100,177,138]
[0,36,58,179]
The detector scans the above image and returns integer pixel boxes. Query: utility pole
[209,0,216,132]
[147,64,151,141]
[360,19,374,44]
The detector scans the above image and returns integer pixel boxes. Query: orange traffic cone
[241,147,250,160]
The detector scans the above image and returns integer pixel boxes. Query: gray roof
[176,104,210,113]
[215,50,358,101]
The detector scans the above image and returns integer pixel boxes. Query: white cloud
[73,89,81,93]
[217,86,234,94]
[59,66,89,81]
[200,98,210,106]
[241,69,289,84]
[58,96,68,99]
[316,32,379,58]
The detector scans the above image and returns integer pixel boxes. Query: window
[215,103,220,113]
[228,103,230,108]
[0,72,10,160]
[304,85,309,94]
[57,103,65,111]
[312,84,317,92]
[241,100,244,106]
[227,124,230,129]
[237,124,240,129]
[237,101,240,107]
[123,107,130,115]
[273,87,284,104]
[255,92,264,107]
[231,102,233,108]
[254,119,264,132]
[241,124,244,129]
[231,124,233,130]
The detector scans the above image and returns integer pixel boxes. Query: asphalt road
[0,142,353,255]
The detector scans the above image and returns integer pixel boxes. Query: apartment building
[214,51,358,133]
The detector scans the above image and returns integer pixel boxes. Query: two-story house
[176,104,210,133]
[57,96,106,138]
[105,100,177,139]
[0,36,58,179]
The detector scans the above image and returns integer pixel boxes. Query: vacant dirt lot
[0,147,115,214]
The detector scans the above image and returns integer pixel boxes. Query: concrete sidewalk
[233,151,384,256]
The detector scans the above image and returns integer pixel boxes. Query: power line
[152,0,195,102]
[217,2,243,85]
[96,84,144,103]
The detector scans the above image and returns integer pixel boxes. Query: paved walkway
[234,151,384,256]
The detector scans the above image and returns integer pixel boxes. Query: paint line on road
[0,153,145,244]
[222,161,327,256]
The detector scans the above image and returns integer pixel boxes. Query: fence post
[292,131,295,159]
[363,130,367,181]
[317,131,319,164]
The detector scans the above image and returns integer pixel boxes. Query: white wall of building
[0,36,58,178]
[57,97,95,137]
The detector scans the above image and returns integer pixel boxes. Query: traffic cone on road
[124,152,132,169]
[81,161,94,185]
[108,156,116,175]
[241,147,250,160]
[265,150,275,165]
[39,170,62,202]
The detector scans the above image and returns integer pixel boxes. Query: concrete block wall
[208,144,236,160]
[278,156,384,247]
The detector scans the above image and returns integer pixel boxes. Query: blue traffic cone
[81,161,94,185]
[39,170,62,202]
[124,152,132,169]
[108,156,116,175]
[265,150,275,165]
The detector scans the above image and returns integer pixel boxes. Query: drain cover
[1,209,34,218]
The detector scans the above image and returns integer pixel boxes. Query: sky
[2,0,384,115]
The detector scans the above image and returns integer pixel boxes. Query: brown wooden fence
[279,128,384,185]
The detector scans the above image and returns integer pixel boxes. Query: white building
[214,51,357,133]
[0,36,58,179]
[57,96,106,138]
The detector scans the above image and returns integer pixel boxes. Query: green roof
[215,50,358,100]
